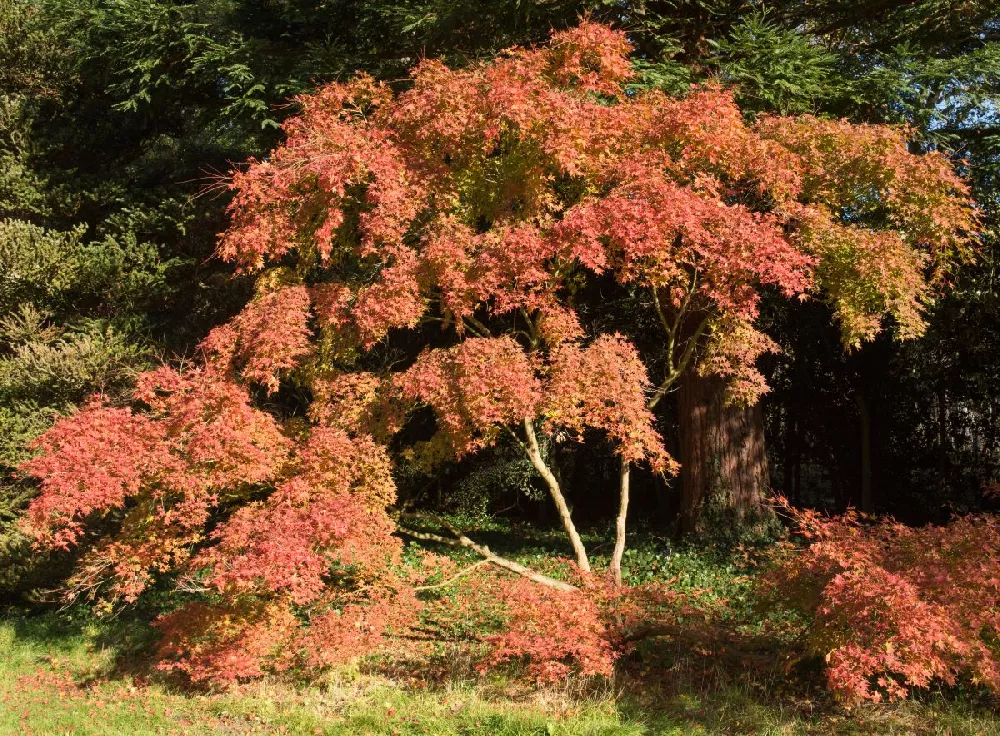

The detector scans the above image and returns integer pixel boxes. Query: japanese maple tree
[206,20,972,571]
[18,20,978,684]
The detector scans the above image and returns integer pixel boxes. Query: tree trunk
[781,406,796,502]
[677,371,773,537]
[522,418,591,572]
[610,459,630,586]
[937,385,949,482]
[855,392,873,513]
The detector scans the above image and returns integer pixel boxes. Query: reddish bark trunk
[677,371,773,537]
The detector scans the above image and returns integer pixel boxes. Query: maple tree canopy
[18,21,977,685]
[210,20,974,439]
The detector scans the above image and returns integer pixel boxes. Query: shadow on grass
[2,603,172,687]
[5,523,1000,736]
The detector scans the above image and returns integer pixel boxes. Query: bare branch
[461,317,489,338]
[398,515,579,592]
[465,314,493,337]
[647,313,712,411]
[414,560,489,591]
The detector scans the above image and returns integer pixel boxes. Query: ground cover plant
[2,531,999,734]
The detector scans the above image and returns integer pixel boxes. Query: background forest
[1,0,1000,733]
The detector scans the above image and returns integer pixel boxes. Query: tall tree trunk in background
[782,407,796,501]
[677,370,773,537]
[855,392,873,513]
[937,385,950,483]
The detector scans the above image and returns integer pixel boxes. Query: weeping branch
[398,514,579,593]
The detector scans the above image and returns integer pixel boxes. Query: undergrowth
[2,520,998,734]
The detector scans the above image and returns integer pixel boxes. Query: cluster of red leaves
[194,430,396,605]
[308,371,404,441]
[21,366,416,682]
[154,585,420,684]
[421,569,690,684]
[545,335,674,471]
[201,285,313,393]
[554,169,814,320]
[394,334,671,470]
[154,599,302,683]
[23,368,293,605]
[480,578,617,682]
[396,337,541,458]
[769,502,1000,702]
[21,399,173,550]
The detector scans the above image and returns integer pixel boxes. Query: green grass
[3,607,999,735]
[3,523,999,734]
[0,611,637,735]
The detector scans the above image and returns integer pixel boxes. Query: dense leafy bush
[0,220,162,596]
[769,502,1000,702]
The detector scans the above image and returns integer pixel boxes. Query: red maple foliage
[396,336,542,459]
[22,365,414,676]
[423,569,689,684]
[545,335,673,471]
[200,284,313,393]
[206,20,973,427]
[22,368,294,606]
[480,578,618,682]
[769,502,1000,702]
[18,20,979,689]
[21,398,172,551]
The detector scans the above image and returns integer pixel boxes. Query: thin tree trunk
[522,418,591,572]
[610,459,630,585]
[677,371,773,537]
[793,434,802,506]
[782,406,794,501]
[938,385,949,482]
[855,392,873,513]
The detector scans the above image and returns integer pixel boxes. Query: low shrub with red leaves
[768,501,1000,702]
[418,570,689,685]
[480,578,618,682]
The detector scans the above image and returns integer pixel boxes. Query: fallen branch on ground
[397,514,579,593]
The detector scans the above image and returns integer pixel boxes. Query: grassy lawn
[3,610,999,734]
[2,524,998,735]
[1,612,632,735]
